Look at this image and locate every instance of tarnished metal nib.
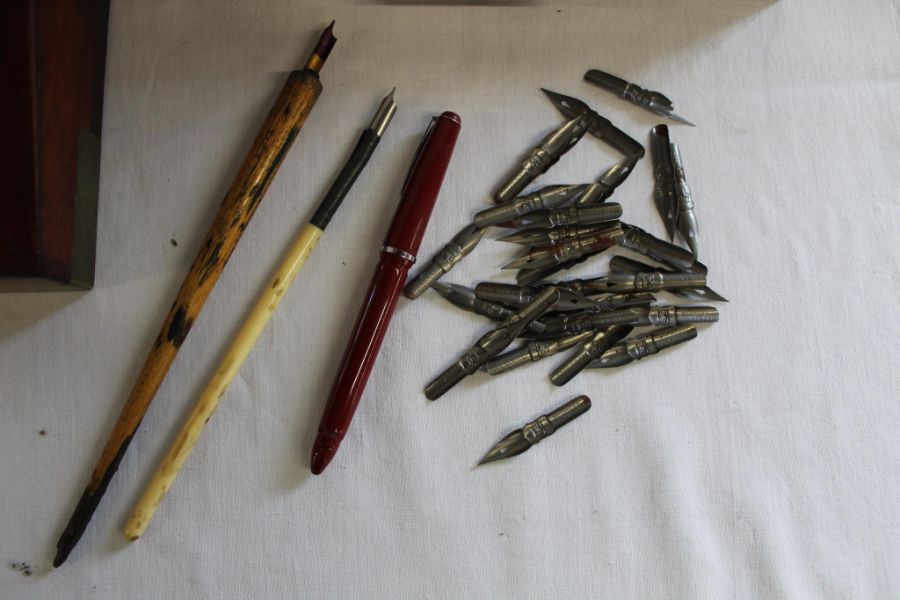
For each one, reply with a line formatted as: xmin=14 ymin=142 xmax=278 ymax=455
xmin=473 ymin=185 xmax=587 ymax=229
xmin=474 ymin=282 xmax=603 ymax=312
xmin=507 ymin=202 xmax=622 ymax=230
xmin=561 ymin=271 xmax=708 ymax=294
xmin=477 ymin=395 xmax=592 ymax=466
xmin=431 ymin=282 xmax=546 ymax=333
xmin=584 ymin=69 xmax=695 ymax=127
xmin=527 ymin=303 xmax=714 ymax=339
xmin=425 ymin=287 xmax=560 ymax=400
xmin=404 ymin=224 xmax=485 ymax=299
xmin=608 ymin=255 xmax=727 ymax=302
xmin=497 ymin=224 xmax=605 ymax=247
xmin=589 ymin=325 xmax=698 ymax=368
xmin=618 ymin=223 xmax=696 ymax=270
xmin=550 ymin=325 xmax=634 ymax=386
xmin=670 ymin=142 xmax=699 ymax=258
xmin=482 ymin=332 xmax=592 ymax=376
xmin=650 ymin=124 xmax=677 ymax=240
xmin=527 ymin=305 xmax=652 ymax=340
xmin=503 ymin=225 xmax=623 ymax=271
xmin=493 ymin=116 xmax=589 ymax=204
xmin=575 ymin=156 xmax=639 ymax=205
xmin=541 ymin=88 xmax=645 ymax=158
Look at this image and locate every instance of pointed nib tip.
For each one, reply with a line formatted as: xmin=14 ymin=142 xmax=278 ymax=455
xmin=310 ymin=21 xmax=337 ymax=66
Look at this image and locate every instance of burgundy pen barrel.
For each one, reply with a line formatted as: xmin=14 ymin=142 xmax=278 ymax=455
xmin=310 ymin=112 xmax=461 ymax=475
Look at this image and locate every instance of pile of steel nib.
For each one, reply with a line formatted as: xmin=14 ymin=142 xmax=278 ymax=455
xmin=404 ymin=71 xmax=726 ymax=464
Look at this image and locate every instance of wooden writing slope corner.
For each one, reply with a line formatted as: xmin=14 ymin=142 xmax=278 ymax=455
xmin=0 ymin=1 xmax=110 ymax=291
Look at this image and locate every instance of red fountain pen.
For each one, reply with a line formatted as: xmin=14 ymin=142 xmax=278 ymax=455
xmin=310 ymin=111 xmax=461 ymax=474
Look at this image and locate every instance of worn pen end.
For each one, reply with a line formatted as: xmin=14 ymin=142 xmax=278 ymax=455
xmin=305 ymin=21 xmax=337 ymax=73
xmin=310 ymin=433 xmax=339 ymax=475
xmin=52 ymin=547 xmax=68 ymax=569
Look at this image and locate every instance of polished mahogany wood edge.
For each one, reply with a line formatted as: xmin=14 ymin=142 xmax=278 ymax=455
xmin=0 ymin=0 xmax=110 ymax=291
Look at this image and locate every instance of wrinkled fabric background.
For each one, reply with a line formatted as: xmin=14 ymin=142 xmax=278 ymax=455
xmin=2 ymin=1 xmax=898 ymax=597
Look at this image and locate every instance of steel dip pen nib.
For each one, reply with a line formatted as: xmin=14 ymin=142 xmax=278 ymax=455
xmin=478 ymin=395 xmax=592 ymax=466
xmin=424 ymin=287 xmax=560 ymax=400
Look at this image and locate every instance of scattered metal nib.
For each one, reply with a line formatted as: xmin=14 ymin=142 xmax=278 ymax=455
xmin=551 ymin=291 xmax=656 ymax=313
xmin=506 ymin=202 xmax=622 ymax=230
xmin=651 ymin=124 xmax=678 ymax=240
xmin=431 ymin=283 xmax=546 ymax=334
xmin=555 ymin=271 xmax=707 ymax=295
xmin=609 ymin=255 xmax=727 ymax=302
xmin=482 ymin=332 xmax=592 ymax=376
xmin=493 ymin=116 xmax=589 ymax=204
xmin=473 ymin=184 xmax=587 ymax=229
xmin=497 ymin=224 xmax=606 ymax=247
xmin=474 ymin=282 xmax=603 ymax=312
xmin=424 ymin=287 xmax=560 ymax=400
xmin=503 ymin=225 xmax=623 ymax=271
xmin=575 ymin=156 xmax=639 ymax=205
xmin=478 ymin=395 xmax=591 ymax=466
xmin=526 ymin=305 xmax=650 ymax=339
xmin=584 ymin=69 xmax=695 ymax=127
xmin=618 ymin=223 xmax=696 ymax=270
xmin=404 ymin=224 xmax=485 ymax=299
xmin=550 ymin=325 xmax=634 ymax=386
xmin=515 ymin=254 xmax=591 ymax=286
xmin=589 ymin=325 xmax=698 ymax=368
xmin=530 ymin=304 xmax=716 ymax=339
xmin=541 ymin=88 xmax=645 ymax=158
xmin=670 ymin=142 xmax=699 ymax=258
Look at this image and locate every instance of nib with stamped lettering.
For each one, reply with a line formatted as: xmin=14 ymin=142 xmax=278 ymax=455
xmin=474 ymin=185 xmax=587 ymax=229
xmin=588 ymin=325 xmax=698 ymax=368
xmin=431 ymin=283 xmax=546 ymax=334
xmin=651 ymin=124 xmax=677 ymax=240
xmin=404 ymin=224 xmax=485 ymax=299
xmin=584 ymin=69 xmax=695 ymax=126
xmin=506 ymin=203 xmax=622 ymax=230
xmin=493 ymin=116 xmax=589 ymax=204
xmin=482 ymin=332 xmax=592 ymax=376
xmin=477 ymin=395 xmax=591 ymax=466
xmin=557 ymin=271 xmax=707 ymax=294
xmin=525 ymin=305 xmax=650 ymax=339
xmin=670 ymin=142 xmax=699 ymax=258
xmin=550 ymin=324 xmax=634 ymax=386
xmin=424 ymin=287 xmax=560 ymax=400
xmin=503 ymin=225 xmax=623 ymax=271
xmin=497 ymin=224 xmax=605 ymax=247
xmin=618 ymin=223 xmax=696 ymax=270
xmin=608 ymin=255 xmax=727 ymax=303
xmin=474 ymin=282 xmax=606 ymax=313
xmin=541 ymin=88 xmax=645 ymax=158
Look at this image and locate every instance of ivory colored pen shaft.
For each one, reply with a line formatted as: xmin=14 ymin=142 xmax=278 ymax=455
xmin=124 ymin=90 xmax=397 ymax=540
xmin=124 ymin=224 xmax=321 ymax=540
xmin=53 ymin=23 xmax=337 ymax=568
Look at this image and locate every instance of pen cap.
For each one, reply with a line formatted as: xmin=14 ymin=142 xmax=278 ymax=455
xmin=384 ymin=112 xmax=461 ymax=257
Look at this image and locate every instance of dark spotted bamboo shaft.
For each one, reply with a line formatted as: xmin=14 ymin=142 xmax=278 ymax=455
xmin=54 ymin=25 xmax=335 ymax=567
